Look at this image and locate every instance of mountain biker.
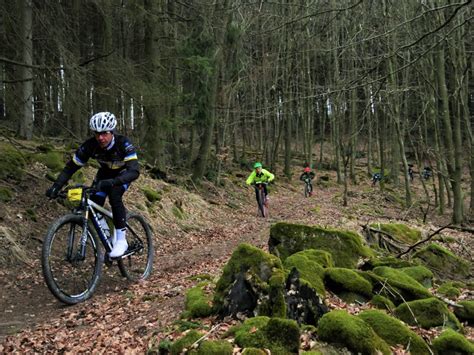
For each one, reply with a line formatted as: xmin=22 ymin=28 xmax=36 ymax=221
xmin=299 ymin=166 xmax=315 ymax=196
xmin=45 ymin=112 xmax=140 ymax=258
xmin=246 ymin=162 xmax=275 ymax=205
xmin=372 ymin=172 xmax=382 ymax=186
xmin=408 ymin=164 xmax=414 ymax=181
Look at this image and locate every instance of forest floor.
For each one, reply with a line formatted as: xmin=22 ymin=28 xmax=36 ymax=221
xmin=0 ymin=162 xmax=473 ymax=352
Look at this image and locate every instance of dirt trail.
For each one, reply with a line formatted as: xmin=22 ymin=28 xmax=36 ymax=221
xmin=1 ymin=176 xmax=472 ymax=352
xmin=0 ymin=180 xmax=317 ymax=351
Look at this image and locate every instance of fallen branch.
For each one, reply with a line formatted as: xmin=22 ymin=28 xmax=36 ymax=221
xmin=396 ymin=223 xmax=452 ymax=258
xmin=187 ymin=323 xmax=221 ymax=351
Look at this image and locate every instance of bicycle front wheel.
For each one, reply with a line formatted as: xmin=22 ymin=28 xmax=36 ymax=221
xmin=118 ymin=213 xmax=154 ymax=281
xmin=41 ymin=214 xmax=103 ymax=304
xmin=258 ymin=188 xmax=268 ymax=217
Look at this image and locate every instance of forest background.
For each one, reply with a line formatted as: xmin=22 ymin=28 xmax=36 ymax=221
xmin=0 ymin=0 xmax=472 ymax=224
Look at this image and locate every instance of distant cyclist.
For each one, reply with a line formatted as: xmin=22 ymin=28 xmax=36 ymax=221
xmin=372 ymin=172 xmax=382 ymax=186
xmin=408 ymin=164 xmax=414 ymax=181
xmin=421 ymin=167 xmax=432 ymax=180
xmin=299 ymin=166 xmax=315 ymax=196
xmin=246 ymin=162 xmax=275 ymax=205
xmin=45 ymin=112 xmax=139 ymax=258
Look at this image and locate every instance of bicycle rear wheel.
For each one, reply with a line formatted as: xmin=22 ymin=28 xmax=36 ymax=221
xmin=41 ymin=214 xmax=103 ymax=304
xmin=118 ymin=213 xmax=154 ymax=281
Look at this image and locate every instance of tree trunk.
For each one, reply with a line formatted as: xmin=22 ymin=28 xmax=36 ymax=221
xmin=193 ymin=0 xmax=230 ymax=181
xmin=18 ymin=0 xmax=33 ymax=139
xmin=436 ymin=46 xmax=463 ymax=223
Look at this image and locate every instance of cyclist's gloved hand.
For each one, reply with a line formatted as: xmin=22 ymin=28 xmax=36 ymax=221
xmin=96 ymin=179 xmax=115 ymax=192
xmin=46 ymin=183 xmax=61 ymax=199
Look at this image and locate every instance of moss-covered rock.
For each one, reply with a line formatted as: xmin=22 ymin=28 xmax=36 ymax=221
xmin=232 ymin=316 xmax=270 ymax=349
xmin=283 ymin=251 xmax=326 ymax=296
xmin=358 ymin=309 xmax=431 ymax=354
xmin=413 ymin=243 xmax=470 ymax=280
xmin=300 ymin=249 xmax=334 ymax=268
xmin=399 ymin=266 xmax=434 ymax=288
xmin=214 ymin=243 xmax=286 ymax=318
xmin=0 ymin=142 xmax=26 ymax=181
xmin=431 ymin=329 xmax=474 ymax=354
xmin=372 ymin=266 xmax=432 ymax=303
xmin=192 ymin=340 xmax=233 ymax=355
xmin=317 ymin=310 xmax=391 ymax=354
xmin=184 ymin=282 xmax=213 ymax=318
xmin=0 ymin=186 xmax=14 ymax=202
xmin=370 ymin=295 xmax=395 ymax=312
xmin=437 ymin=282 xmax=461 ymax=300
xmin=233 ymin=317 xmax=300 ymax=354
xmin=263 ymin=318 xmax=300 ymax=354
xmin=269 ymin=222 xmax=373 ymax=268
xmin=169 ymin=330 xmax=204 ymax=354
xmin=394 ymin=297 xmax=462 ymax=330
xmin=369 ymin=223 xmax=422 ymax=244
xmin=285 ymin=268 xmax=329 ymax=326
xmin=454 ymin=300 xmax=474 ymax=325
xmin=324 ymin=268 xmax=373 ymax=303
xmin=360 ymin=256 xmax=415 ymax=271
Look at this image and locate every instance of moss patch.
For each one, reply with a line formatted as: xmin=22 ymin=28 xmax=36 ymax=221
xmin=394 ymin=297 xmax=462 ymax=330
xmin=0 ymin=186 xmax=13 ymax=202
xmin=231 ymin=316 xmax=270 ymax=349
xmin=324 ymin=268 xmax=373 ymax=302
xmin=437 ymin=282 xmax=461 ymax=300
xmin=369 ymin=223 xmax=421 ymax=244
xmin=193 ymin=340 xmax=233 ymax=354
xmin=269 ymin=222 xmax=373 ymax=268
xmin=142 ymin=186 xmax=161 ymax=202
xmin=431 ymin=329 xmax=474 ymax=354
xmin=361 ymin=256 xmax=414 ymax=270
xmin=454 ymin=300 xmax=474 ymax=324
xmin=413 ymin=243 xmax=470 ymax=280
xmin=184 ymin=282 xmax=213 ymax=318
xmin=169 ymin=330 xmax=204 ymax=354
xmin=370 ymin=295 xmax=395 ymax=312
xmin=358 ymin=309 xmax=430 ymax=355
xmin=0 ymin=142 xmax=26 ymax=181
xmin=317 ymin=310 xmax=391 ymax=354
xmin=372 ymin=266 xmax=432 ymax=303
xmin=34 ymin=151 xmax=64 ymax=173
xmin=399 ymin=266 xmax=434 ymax=288
xmin=241 ymin=348 xmax=267 ymax=355
xmin=233 ymin=317 xmax=300 ymax=354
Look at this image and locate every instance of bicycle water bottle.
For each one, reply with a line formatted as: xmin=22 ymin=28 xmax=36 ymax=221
xmin=97 ymin=213 xmax=111 ymax=239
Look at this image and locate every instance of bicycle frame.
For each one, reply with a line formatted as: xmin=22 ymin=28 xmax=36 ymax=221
xmin=68 ymin=188 xmax=115 ymax=261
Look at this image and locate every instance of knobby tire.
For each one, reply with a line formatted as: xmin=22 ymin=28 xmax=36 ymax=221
xmin=118 ymin=212 xmax=154 ymax=281
xmin=41 ymin=214 xmax=103 ymax=305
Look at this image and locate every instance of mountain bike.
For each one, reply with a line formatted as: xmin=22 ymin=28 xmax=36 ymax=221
xmin=42 ymin=185 xmax=154 ymax=304
xmin=303 ymin=178 xmax=313 ymax=197
xmin=254 ymin=182 xmax=268 ymax=218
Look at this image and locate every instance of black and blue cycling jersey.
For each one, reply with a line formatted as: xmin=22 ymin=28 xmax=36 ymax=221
xmin=56 ymin=134 xmax=139 ymax=187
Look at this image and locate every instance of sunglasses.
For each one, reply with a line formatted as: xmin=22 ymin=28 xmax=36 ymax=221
xmin=94 ymin=131 xmax=112 ymax=136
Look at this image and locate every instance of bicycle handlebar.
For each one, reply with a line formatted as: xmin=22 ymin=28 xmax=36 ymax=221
xmin=56 ymin=184 xmax=98 ymax=200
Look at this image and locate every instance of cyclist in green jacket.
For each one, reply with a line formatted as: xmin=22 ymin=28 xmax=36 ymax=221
xmin=246 ymin=162 xmax=275 ymax=205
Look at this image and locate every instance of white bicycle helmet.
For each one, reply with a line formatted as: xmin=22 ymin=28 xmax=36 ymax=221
xmin=89 ymin=112 xmax=117 ymax=132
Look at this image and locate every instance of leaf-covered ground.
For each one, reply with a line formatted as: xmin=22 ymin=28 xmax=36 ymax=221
xmin=1 ymin=164 xmax=473 ymax=352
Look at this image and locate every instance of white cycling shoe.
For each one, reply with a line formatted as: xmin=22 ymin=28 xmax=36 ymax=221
xmin=110 ymin=239 xmax=128 ymax=258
